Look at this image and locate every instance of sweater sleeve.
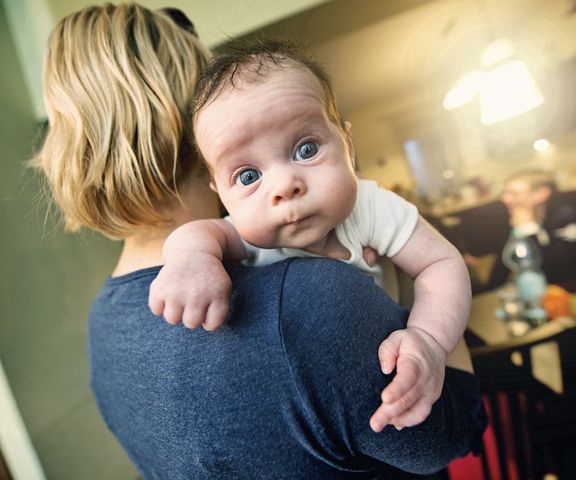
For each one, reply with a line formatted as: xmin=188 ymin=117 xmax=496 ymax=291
xmin=278 ymin=258 xmax=486 ymax=475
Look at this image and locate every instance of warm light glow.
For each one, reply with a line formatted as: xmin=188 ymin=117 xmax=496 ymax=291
xmin=443 ymin=38 xmax=544 ymax=125
xmin=442 ymin=169 xmax=455 ymax=180
xmin=479 ymin=60 xmax=544 ymax=125
xmin=533 ymin=138 xmax=551 ymax=152
xmin=481 ymin=38 xmax=516 ymax=67
xmin=442 ymin=71 xmax=485 ymax=110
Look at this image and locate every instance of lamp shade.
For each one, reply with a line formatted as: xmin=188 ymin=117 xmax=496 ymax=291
xmin=479 ymin=60 xmax=544 ymax=125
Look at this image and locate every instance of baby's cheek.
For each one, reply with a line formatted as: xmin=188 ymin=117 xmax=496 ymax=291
xmin=227 ymin=209 xmax=250 ymax=234
xmin=235 ymin=218 xmax=276 ymax=249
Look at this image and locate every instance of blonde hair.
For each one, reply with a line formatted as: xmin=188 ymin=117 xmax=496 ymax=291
xmin=31 ymin=3 xmax=210 ymax=239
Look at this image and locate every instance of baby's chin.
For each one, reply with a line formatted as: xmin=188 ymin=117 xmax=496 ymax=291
xmin=242 ymin=236 xmax=321 ymax=251
xmin=239 ymin=226 xmax=331 ymax=251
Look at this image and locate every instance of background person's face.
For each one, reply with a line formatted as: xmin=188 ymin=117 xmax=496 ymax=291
xmin=501 ymin=179 xmax=543 ymax=212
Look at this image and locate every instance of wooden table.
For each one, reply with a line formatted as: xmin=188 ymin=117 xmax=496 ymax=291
xmin=468 ymin=290 xmax=509 ymax=345
xmin=468 ymin=289 xmax=576 ymax=393
xmin=468 ymin=290 xmax=576 ymax=346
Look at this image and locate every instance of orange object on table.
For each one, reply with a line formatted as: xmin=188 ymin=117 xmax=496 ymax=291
xmin=541 ymin=285 xmax=572 ymax=320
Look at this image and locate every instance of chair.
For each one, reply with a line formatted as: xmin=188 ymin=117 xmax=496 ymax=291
xmin=468 ymin=320 xmax=576 ymax=480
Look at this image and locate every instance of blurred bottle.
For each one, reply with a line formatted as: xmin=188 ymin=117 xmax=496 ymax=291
xmin=501 ymin=229 xmax=548 ymax=325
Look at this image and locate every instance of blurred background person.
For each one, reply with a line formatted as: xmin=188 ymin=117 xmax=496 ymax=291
xmin=486 ymin=169 xmax=576 ymax=292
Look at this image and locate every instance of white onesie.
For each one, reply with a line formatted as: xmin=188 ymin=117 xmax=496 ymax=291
xmin=237 ymin=179 xmax=419 ymax=291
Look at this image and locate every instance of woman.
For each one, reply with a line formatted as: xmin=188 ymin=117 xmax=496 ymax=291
xmin=34 ymin=3 xmax=219 ymax=267
xmin=33 ymin=4 xmax=485 ymax=478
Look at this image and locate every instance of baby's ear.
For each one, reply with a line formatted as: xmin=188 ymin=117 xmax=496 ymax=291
xmin=343 ymin=121 xmax=356 ymax=168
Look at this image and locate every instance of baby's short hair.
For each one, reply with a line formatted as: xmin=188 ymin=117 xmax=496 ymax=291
xmin=193 ymin=37 xmax=344 ymax=131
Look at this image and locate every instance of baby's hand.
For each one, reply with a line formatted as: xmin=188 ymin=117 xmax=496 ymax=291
xmin=362 ymin=246 xmax=378 ymax=266
xmin=370 ymin=327 xmax=446 ymax=432
xmin=148 ymin=254 xmax=231 ymax=331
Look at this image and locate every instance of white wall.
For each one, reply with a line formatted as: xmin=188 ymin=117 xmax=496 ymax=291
xmin=0 ymin=361 xmax=46 ymax=480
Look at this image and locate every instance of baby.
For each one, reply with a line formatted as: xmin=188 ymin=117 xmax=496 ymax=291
xmin=149 ymin=39 xmax=471 ymax=432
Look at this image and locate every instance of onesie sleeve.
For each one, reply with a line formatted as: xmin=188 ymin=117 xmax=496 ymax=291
xmin=353 ymin=179 xmax=419 ymax=257
xmin=278 ymin=258 xmax=486 ymax=475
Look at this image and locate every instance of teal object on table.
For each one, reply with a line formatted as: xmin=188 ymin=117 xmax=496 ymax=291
xmin=501 ymin=229 xmax=548 ymax=326
xmin=502 ymin=229 xmax=547 ymax=301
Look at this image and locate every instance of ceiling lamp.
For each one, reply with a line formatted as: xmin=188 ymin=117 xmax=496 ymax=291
xmin=443 ymin=39 xmax=544 ymax=125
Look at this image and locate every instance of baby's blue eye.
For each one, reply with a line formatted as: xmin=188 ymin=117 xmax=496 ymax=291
xmin=294 ymin=141 xmax=319 ymax=161
xmin=236 ymin=168 xmax=261 ymax=186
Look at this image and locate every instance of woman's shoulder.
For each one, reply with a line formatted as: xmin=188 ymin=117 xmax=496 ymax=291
xmin=277 ymin=257 xmax=408 ymax=346
xmin=89 ymin=266 xmax=161 ymax=324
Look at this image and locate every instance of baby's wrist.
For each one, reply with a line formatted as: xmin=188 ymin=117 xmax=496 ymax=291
xmin=405 ymin=326 xmax=450 ymax=359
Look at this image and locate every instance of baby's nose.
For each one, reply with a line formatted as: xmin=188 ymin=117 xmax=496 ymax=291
xmin=271 ymin=175 xmax=307 ymax=205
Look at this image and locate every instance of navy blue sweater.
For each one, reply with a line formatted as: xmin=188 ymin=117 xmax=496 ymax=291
xmin=89 ymin=258 xmax=484 ymax=479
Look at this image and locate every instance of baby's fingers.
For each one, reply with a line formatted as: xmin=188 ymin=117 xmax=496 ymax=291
xmin=375 ymin=384 xmax=419 ymax=427
xmin=181 ymin=303 xmax=208 ymax=329
xmin=202 ymin=300 xmax=229 ymax=331
xmin=163 ymin=303 xmax=186 ymax=326
xmin=369 ymin=395 xmax=419 ymax=432
xmin=370 ymin=402 xmax=393 ymax=433
xmin=380 ymin=355 xmax=420 ymax=404
xmin=378 ymin=336 xmax=401 ymax=375
xmin=148 ymin=278 xmax=167 ymax=316
xmin=369 ymin=396 xmax=432 ymax=432
xmin=370 ymin=382 xmax=424 ymax=432
xmin=148 ymin=295 xmax=165 ymax=317
xmin=388 ymin=398 xmax=433 ymax=429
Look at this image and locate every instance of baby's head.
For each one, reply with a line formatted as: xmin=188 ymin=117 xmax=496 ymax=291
xmin=193 ymin=38 xmax=345 ymax=135
xmin=192 ymin=38 xmax=358 ymax=250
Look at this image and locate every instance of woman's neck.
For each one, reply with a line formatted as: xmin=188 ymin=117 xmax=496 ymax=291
xmin=112 ymin=179 xmax=221 ymax=277
xmin=112 ymin=228 xmax=171 ymax=277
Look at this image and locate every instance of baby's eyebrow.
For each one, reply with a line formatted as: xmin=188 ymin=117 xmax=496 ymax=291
xmin=210 ymin=126 xmax=255 ymax=163
xmin=210 ymin=152 xmax=245 ymax=179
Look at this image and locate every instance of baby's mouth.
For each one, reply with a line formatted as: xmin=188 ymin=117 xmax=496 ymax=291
xmin=287 ymin=215 xmax=310 ymax=226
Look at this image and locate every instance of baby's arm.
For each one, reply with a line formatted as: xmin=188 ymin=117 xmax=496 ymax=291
xmin=148 ymin=219 xmax=247 ymax=330
xmin=370 ymin=216 xmax=471 ymax=432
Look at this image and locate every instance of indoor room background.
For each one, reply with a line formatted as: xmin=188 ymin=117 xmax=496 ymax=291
xmin=1 ymin=0 xmax=575 ymax=478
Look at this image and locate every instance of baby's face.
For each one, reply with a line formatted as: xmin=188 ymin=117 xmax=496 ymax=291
xmin=194 ymin=66 xmax=357 ymax=250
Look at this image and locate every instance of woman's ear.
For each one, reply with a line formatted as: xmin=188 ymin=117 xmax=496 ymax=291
xmin=343 ymin=121 xmax=356 ymax=169
xmin=209 ymin=180 xmax=218 ymax=193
